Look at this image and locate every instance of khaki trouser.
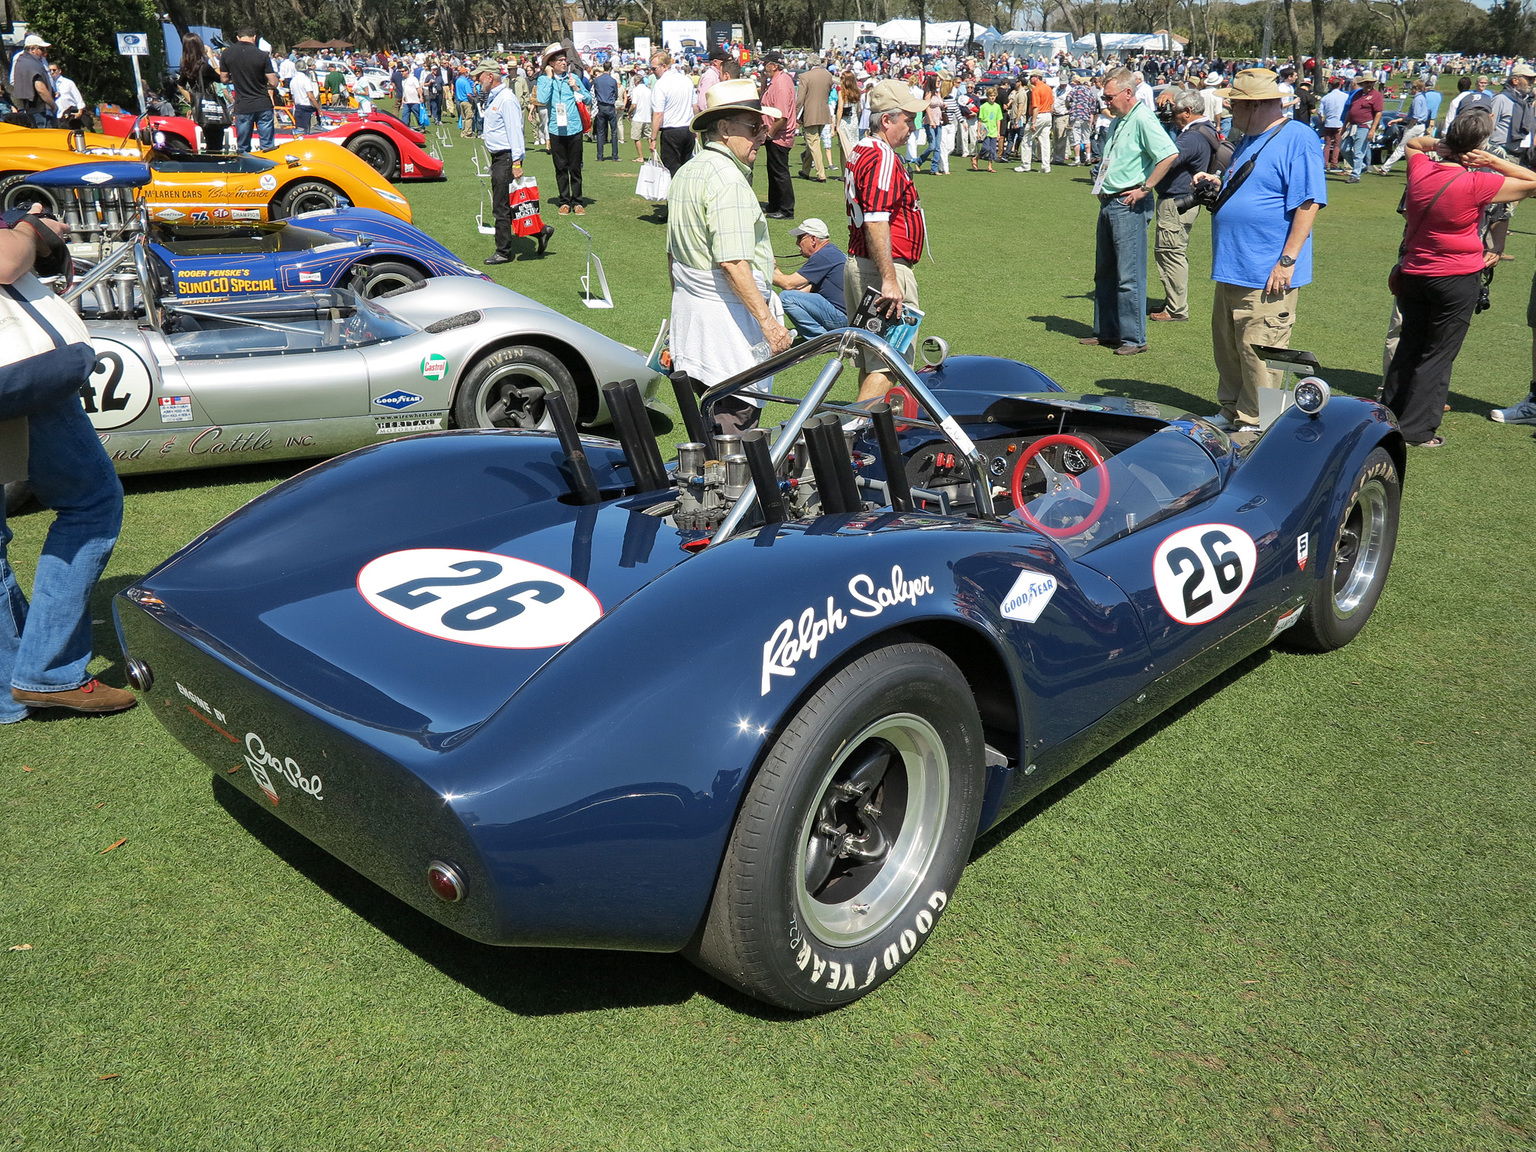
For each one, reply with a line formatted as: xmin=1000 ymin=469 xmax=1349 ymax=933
xmin=843 ymin=255 xmax=920 ymax=374
xmin=1020 ymin=112 xmax=1052 ymax=170
xmin=1153 ymin=198 xmax=1200 ymax=320
xmin=1212 ymin=281 xmax=1299 ymax=427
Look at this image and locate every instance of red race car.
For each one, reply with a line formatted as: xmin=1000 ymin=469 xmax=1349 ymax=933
xmin=97 ymin=106 xmax=444 ymax=182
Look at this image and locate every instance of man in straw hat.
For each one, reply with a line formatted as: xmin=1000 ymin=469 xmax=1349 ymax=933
xmin=535 ymin=41 xmax=591 ymax=215
xmin=1192 ymin=67 xmax=1325 ymax=432
xmin=665 ymin=78 xmax=792 ymax=434
xmin=1341 ymin=70 xmax=1383 ymax=182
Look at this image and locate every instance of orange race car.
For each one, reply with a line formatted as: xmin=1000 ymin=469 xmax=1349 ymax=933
xmin=0 ymin=122 xmax=413 ymax=223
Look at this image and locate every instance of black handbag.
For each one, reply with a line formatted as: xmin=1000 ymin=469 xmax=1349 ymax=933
xmin=0 ymin=283 xmax=98 ymax=423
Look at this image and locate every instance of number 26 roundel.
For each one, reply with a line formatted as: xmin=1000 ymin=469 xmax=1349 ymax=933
xmin=357 ymin=548 xmax=603 ymax=649
xmin=1152 ymin=524 xmax=1257 ymax=625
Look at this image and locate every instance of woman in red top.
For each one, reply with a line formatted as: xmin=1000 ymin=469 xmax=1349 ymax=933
xmin=1383 ymin=109 xmax=1536 ymax=446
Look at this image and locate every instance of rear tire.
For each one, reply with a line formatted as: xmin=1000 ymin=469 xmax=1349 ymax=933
xmin=349 ymin=260 xmax=425 ymax=297
xmin=1286 ymin=445 xmax=1400 ymax=652
xmin=451 ymin=345 xmax=579 ymax=431
xmin=346 ymin=132 xmax=399 ymax=180
xmin=0 ymin=174 xmax=62 ymax=215
xmin=690 ymin=638 xmax=986 ymax=1011
xmin=272 ymin=179 xmax=342 ymax=218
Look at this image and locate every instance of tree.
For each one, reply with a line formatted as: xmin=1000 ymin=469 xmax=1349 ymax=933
xmin=16 ymin=0 xmax=162 ymax=106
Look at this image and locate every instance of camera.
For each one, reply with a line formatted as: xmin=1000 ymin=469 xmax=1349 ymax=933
xmin=1174 ymin=179 xmax=1222 ymax=213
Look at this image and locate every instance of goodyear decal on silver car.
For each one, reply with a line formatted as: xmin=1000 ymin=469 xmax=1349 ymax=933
xmin=373 ymin=389 xmax=424 ymax=410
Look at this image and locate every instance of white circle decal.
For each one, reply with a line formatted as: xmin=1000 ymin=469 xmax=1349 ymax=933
xmin=82 ymin=338 xmax=154 ymax=430
xmin=1153 ymin=523 xmax=1257 ymax=625
xmin=357 ymin=548 xmax=603 ymax=649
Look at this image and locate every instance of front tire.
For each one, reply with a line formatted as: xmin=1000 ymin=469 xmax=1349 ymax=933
xmin=1287 ymin=445 xmax=1400 ymax=652
xmin=346 ymin=131 xmax=400 ymax=180
xmin=272 ymin=179 xmax=342 ymax=218
xmin=451 ymin=345 xmax=579 ymax=431
xmin=691 ymin=638 xmax=986 ymax=1011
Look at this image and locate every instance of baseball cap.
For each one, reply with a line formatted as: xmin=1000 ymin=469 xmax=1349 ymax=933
xmin=23 ymin=33 xmax=49 ymax=48
xmin=867 ymin=78 xmax=927 ymax=115
xmin=790 ymin=217 xmax=830 ymax=239
xmin=1512 ymin=63 xmax=1536 ymax=78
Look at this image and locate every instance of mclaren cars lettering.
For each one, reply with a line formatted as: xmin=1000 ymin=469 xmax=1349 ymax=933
xmin=762 ymin=567 xmax=935 ymax=695
xmin=1000 ymin=569 xmax=1058 ymax=623
xmin=1153 ymin=524 xmax=1257 ymax=625
xmin=81 ymin=340 xmax=154 ymax=431
xmin=244 ymin=731 xmax=324 ymax=804
xmin=357 ymin=548 xmax=604 ymax=649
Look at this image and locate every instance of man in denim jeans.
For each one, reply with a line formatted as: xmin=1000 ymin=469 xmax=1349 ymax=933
xmin=1080 ymin=68 xmax=1178 ymax=357
xmin=0 ymin=214 xmax=133 ymax=722
xmin=221 ymin=27 xmax=278 ymax=152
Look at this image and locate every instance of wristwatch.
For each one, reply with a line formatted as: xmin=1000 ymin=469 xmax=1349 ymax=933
xmin=1277 ymin=254 xmax=1296 ymax=267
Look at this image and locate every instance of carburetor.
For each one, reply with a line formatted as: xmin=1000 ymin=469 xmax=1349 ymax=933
xmin=671 ymin=439 xmax=753 ymax=531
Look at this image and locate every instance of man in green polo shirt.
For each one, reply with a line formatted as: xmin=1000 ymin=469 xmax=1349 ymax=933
xmin=666 ymin=77 xmax=792 ymax=433
xmin=1082 ymin=67 xmax=1178 ymax=356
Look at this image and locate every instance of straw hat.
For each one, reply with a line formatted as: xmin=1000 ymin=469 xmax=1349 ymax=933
xmin=1217 ymin=68 xmax=1286 ymax=101
xmin=691 ymin=77 xmax=780 ymax=131
xmin=540 ymin=42 xmax=567 ymax=68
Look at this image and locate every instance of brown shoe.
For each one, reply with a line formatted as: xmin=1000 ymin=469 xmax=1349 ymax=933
xmin=1078 ymin=336 xmax=1118 ymax=346
xmin=1148 ymin=311 xmax=1188 ymax=322
xmin=13 ymin=679 xmax=137 ymax=715
xmin=1113 ymin=343 xmax=1148 ymax=355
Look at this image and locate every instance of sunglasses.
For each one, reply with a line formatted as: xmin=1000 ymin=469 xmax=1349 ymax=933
xmin=725 ymin=120 xmax=770 ymax=139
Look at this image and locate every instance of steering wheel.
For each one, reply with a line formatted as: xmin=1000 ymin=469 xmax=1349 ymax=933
xmin=1009 ymin=433 xmax=1111 ymax=538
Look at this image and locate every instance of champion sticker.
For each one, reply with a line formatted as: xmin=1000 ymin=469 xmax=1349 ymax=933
xmin=357 ymin=548 xmax=603 ymax=649
xmin=259 ymin=173 xmax=277 ymax=191
xmin=1153 ymin=523 xmax=1257 ymax=625
xmin=420 ymin=354 xmax=448 ymax=381
xmin=373 ymin=389 xmax=423 ymax=410
xmin=297 ymin=270 xmax=322 ymax=283
xmin=232 ymin=208 xmax=261 ymax=220
xmin=1000 ymin=569 xmax=1057 ymax=623
xmin=1296 ymin=533 xmax=1309 ymax=570
xmin=157 ymin=395 xmax=193 ymax=423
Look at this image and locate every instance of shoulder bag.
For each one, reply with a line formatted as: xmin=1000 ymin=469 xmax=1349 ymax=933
xmin=0 ymin=281 xmax=97 ymax=423
xmin=1388 ymin=168 xmax=1467 ymax=296
xmin=1210 ymin=119 xmax=1295 ymax=213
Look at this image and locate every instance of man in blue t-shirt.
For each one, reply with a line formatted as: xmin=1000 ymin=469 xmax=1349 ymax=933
xmin=1195 ymin=68 xmax=1326 ymax=432
xmin=772 ymin=218 xmax=849 ymax=340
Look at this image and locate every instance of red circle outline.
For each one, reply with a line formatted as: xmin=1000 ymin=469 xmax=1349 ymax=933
xmin=1010 ymin=434 xmax=1111 ymax=538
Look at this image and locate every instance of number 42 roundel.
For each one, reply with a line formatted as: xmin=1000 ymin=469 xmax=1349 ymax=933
xmin=1153 ymin=524 xmax=1257 ymax=625
xmin=357 ymin=548 xmax=603 ymax=649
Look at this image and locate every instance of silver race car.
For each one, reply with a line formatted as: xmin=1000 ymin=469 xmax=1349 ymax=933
xmin=67 ymin=238 xmax=664 ymax=478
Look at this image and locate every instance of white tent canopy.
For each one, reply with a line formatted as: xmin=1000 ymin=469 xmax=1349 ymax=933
xmin=996 ymin=30 xmax=1073 ymax=55
xmin=873 ymin=19 xmax=987 ymax=48
xmin=1069 ymin=31 xmax=1184 ymax=55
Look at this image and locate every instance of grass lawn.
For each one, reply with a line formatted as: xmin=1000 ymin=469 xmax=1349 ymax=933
xmin=3 ymin=123 xmax=1534 ymax=1151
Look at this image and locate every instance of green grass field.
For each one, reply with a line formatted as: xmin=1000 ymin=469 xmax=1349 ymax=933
xmin=3 ymin=126 xmax=1534 ymax=1151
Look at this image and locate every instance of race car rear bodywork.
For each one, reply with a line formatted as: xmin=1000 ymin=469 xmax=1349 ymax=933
xmin=117 ymin=333 xmax=1404 ymax=1010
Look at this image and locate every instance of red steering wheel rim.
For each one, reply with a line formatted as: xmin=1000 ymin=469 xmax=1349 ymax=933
xmin=1009 ymin=433 xmax=1111 ymax=538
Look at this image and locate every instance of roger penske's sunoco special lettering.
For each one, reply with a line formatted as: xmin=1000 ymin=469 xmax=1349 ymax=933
xmin=761 ymin=566 xmax=935 ymax=695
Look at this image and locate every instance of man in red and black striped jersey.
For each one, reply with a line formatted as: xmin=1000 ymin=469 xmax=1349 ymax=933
xmin=844 ymin=78 xmax=930 ymax=401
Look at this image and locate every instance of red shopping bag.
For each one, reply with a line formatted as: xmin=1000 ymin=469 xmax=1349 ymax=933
xmin=510 ymin=177 xmax=544 ymax=237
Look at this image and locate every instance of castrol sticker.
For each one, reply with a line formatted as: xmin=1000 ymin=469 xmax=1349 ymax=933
xmin=1153 ymin=524 xmax=1257 ymax=625
xmin=357 ymin=548 xmax=602 ymax=649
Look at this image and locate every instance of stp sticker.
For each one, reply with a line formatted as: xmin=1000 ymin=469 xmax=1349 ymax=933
xmin=420 ymin=354 xmax=449 ymax=381
xmin=1000 ymin=568 xmax=1058 ymax=623
xmin=357 ymin=549 xmax=603 ymax=649
xmin=259 ymin=173 xmax=277 ymax=191
xmin=373 ymin=389 xmax=423 ymax=410
xmin=1153 ymin=524 xmax=1257 ymax=625
xmin=157 ymin=395 xmax=193 ymax=423
xmin=1296 ymin=533 xmax=1309 ymax=570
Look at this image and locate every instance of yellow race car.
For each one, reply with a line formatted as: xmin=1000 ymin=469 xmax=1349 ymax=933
xmin=0 ymin=123 xmax=413 ymax=223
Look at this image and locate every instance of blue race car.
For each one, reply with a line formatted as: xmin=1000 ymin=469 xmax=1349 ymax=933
xmin=114 ymin=332 xmax=1403 ymax=1012
xmin=26 ymin=160 xmax=483 ymax=298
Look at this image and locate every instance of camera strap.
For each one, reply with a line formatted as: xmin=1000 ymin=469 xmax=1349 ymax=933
xmin=1213 ymin=119 xmax=1294 ymax=212
xmin=1398 ymin=169 xmax=1467 ymax=260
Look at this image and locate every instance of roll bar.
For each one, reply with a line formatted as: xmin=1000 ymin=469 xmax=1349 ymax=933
xmin=702 ymin=328 xmax=995 ymax=547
